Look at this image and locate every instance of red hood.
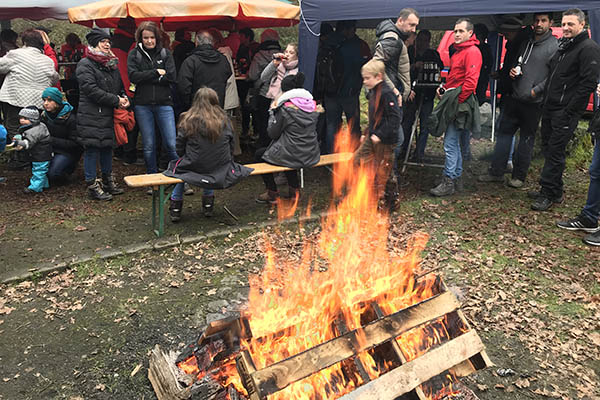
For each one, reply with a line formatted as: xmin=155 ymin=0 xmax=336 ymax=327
xmin=454 ymin=35 xmax=479 ymax=50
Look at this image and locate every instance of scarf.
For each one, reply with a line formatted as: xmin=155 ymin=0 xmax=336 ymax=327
xmin=266 ymin=59 xmax=299 ymax=99
xmin=87 ymin=46 xmax=119 ymax=70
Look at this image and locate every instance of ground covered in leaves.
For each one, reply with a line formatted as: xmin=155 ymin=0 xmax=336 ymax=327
xmin=1 ymin=137 xmax=599 ymax=399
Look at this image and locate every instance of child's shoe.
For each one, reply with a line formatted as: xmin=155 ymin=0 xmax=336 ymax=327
xmin=87 ymin=180 xmax=112 ymax=201
xmin=202 ymin=195 xmax=215 ymax=217
xmin=101 ymin=174 xmax=124 ymax=195
xmin=169 ymin=199 xmax=183 ymax=222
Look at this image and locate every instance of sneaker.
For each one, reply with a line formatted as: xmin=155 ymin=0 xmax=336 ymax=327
xmin=556 ymin=215 xmax=599 ymax=233
xmin=256 ymin=190 xmax=279 ymax=204
xmin=87 ymin=180 xmax=112 ymax=201
xmin=507 ymin=178 xmax=524 ymax=188
xmin=101 ymin=174 xmax=124 ymax=195
xmin=169 ymin=199 xmax=183 ymax=222
xmin=531 ymin=196 xmax=553 ymax=211
xmin=430 ymin=176 xmax=455 ymax=197
xmin=184 ymin=183 xmax=195 ymax=196
xmin=477 ymin=173 xmax=504 ymax=183
xmin=583 ymin=230 xmax=600 ymax=246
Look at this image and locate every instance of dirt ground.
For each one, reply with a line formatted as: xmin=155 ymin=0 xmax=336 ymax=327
xmin=1 ymin=138 xmax=599 ymax=399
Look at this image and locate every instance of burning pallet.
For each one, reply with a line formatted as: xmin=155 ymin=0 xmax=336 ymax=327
xmin=149 ymin=277 xmax=491 ymax=400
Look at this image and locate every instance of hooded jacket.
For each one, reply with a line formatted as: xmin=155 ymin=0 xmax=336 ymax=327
xmin=543 ymin=30 xmax=600 ymax=118
xmin=18 ymin=122 xmax=52 ymax=162
xmin=374 ymin=19 xmax=411 ymax=101
xmin=177 ymin=44 xmax=232 ymax=109
xmin=445 ymin=36 xmax=482 ymax=103
xmin=510 ymin=29 xmax=558 ymax=103
xmin=262 ymin=88 xmax=321 ymax=168
xmin=127 ymin=43 xmax=176 ymax=106
xmin=248 ymin=41 xmax=281 ymax=97
xmin=366 ymin=82 xmax=402 ymax=145
xmin=41 ymin=102 xmax=82 ymax=159
xmin=163 ymin=121 xmax=253 ymax=189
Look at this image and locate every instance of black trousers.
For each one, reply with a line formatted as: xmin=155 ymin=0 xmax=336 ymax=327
xmin=255 ymin=147 xmax=299 ymax=191
xmin=254 ymin=95 xmax=273 ymax=148
xmin=490 ymin=98 xmax=542 ymax=181
xmin=538 ymin=111 xmax=580 ymax=199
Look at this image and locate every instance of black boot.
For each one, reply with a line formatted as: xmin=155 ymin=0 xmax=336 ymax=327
xmin=87 ymin=180 xmax=112 ymax=201
xmin=202 ymin=195 xmax=215 ymax=217
xmin=169 ymin=199 xmax=183 ymax=222
xmin=101 ymin=174 xmax=124 ymax=195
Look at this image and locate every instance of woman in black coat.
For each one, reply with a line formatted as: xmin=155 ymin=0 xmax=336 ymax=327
xmin=127 ymin=21 xmax=178 ymax=174
xmin=76 ymin=28 xmax=128 ymax=200
xmin=163 ymin=88 xmax=252 ymax=221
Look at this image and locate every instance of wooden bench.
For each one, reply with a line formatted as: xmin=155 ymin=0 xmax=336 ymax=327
xmin=124 ymin=152 xmax=353 ymax=237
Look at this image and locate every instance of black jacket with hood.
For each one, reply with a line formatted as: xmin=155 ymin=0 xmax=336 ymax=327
xmin=262 ymin=88 xmax=321 ymax=169
xmin=41 ymin=103 xmax=82 ymax=159
xmin=543 ymin=30 xmax=600 ymax=119
xmin=374 ymin=19 xmax=411 ymax=101
xmin=127 ymin=43 xmax=176 ymax=106
xmin=177 ymin=44 xmax=232 ymax=110
xmin=163 ymin=121 xmax=252 ymax=189
xmin=367 ymin=81 xmax=402 ymax=145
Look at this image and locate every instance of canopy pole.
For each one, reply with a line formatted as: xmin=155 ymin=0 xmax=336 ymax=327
xmin=490 ymin=33 xmax=502 ymax=143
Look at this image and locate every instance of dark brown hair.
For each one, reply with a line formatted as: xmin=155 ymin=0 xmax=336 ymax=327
xmin=178 ymin=88 xmax=227 ymax=143
xmin=135 ymin=21 xmax=162 ymax=48
xmin=21 ymin=29 xmax=44 ymax=51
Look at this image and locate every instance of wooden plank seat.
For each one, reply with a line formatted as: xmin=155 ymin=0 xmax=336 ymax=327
xmin=124 ymin=152 xmax=353 ymax=237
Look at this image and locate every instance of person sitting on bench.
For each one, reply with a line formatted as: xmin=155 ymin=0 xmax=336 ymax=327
xmin=163 ymin=87 xmax=252 ymax=221
xmin=255 ymin=73 xmax=320 ymax=204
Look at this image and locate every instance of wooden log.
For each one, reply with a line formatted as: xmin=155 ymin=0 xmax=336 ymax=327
xmin=236 ymin=350 xmax=263 ymax=400
xmin=337 ymin=330 xmax=485 ymax=400
xmin=248 ymin=291 xmax=460 ymax=398
xmin=148 ymin=345 xmax=194 ymax=400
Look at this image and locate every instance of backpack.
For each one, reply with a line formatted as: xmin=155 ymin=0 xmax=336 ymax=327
xmin=314 ymin=43 xmax=344 ymax=99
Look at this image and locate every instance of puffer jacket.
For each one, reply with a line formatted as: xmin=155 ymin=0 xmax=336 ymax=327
xmin=262 ymin=88 xmax=321 ymax=169
xmin=41 ymin=102 xmax=82 ymax=159
xmin=0 ymin=47 xmax=59 ymax=108
xmin=127 ymin=43 xmax=176 ymax=106
xmin=163 ymin=121 xmax=252 ymax=189
xmin=177 ymin=44 xmax=232 ymax=109
xmin=374 ymin=19 xmax=411 ymax=101
xmin=543 ymin=30 xmax=600 ymax=119
xmin=76 ymin=56 xmax=125 ymax=149
xmin=248 ymin=40 xmax=281 ymax=97
xmin=18 ymin=122 xmax=52 ymax=162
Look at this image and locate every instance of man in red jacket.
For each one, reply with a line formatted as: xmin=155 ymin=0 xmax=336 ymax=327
xmin=430 ymin=18 xmax=482 ymax=197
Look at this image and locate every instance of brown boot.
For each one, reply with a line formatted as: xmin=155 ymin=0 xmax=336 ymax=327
xmin=256 ymin=190 xmax=279 ymax=204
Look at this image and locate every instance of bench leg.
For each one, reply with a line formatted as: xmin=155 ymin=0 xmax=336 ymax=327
xmin=300 ymin=168 xmax=304 ymax=189
xmin=152 ymin=186 xmax=167 ymax=237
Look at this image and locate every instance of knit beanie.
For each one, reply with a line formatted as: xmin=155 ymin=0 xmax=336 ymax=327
xmin=19 ymin=106 xmax=40 ymax=124
xmin=42 ymin=87 xmax=64 ymax=105
xmin=86 ymin=28 xmax=111 ymax=47
xmin=260 ymin=29 xmax=279 ymax=43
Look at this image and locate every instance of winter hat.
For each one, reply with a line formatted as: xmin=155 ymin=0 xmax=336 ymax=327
xmin=42 ymin=87 xmax=64 ymax=105
xmin=281 ymin=72 xmax=305 ymax=92
xmin=260 ymin=29 xmax=279 ymax=43
xmin=86 ymin=28 xmax=111 ymax=47
xmin=498 ymin=17 xmax=523 ymax=32
xmin=19 ymin=106 xmax=40 ymax=123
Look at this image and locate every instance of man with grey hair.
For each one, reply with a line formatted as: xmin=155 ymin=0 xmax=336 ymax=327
xmin=177 ymin=30 xmax=232 ymax=110
xmin=530 ymin=8 xmax=600 ymax=211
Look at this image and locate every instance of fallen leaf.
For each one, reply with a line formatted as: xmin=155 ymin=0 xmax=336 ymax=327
xmin=74 ymin=225 xmax=87 ymax=232
xmin=515 ymin=378 xmax=530 ymax=388
xmin=94 ymin=383 xmax=106 ymax=391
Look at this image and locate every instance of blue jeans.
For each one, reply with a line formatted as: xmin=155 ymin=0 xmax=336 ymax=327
xmin=460 ymin=129 xmax=471 ymax=161
xmin=582 ymin=138 xmax=600 ymax=222
xmin=29 ymin=161 xmax=49 ymax=192
xmin=83 ymin=147 xmax=112 ymax=182
xmin=48 ymin=153 xmax=78 ymax=181
xmin=171 ymin=184 xmax=213 ymax=201
xmin=134 ymin=105 xmax=178 ymax=173
xmin=443 ymin=122 xmax=465 ymax=179
xmin=323 ymin=95 xmax=361 ymax=154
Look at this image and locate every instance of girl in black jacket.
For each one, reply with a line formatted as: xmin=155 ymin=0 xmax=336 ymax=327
xmin=164 ymin=88 xmax=252 ymax=221
xmin=127 ymin=21 xmax=179 ymax=175
xmin=76 ymin=28 xmax=128 ymax=200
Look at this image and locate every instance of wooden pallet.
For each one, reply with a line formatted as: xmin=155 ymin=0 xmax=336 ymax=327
xmin=235 ymin=288 xmax=492 ymax=400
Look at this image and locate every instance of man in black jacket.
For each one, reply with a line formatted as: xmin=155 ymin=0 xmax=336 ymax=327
xmin=177 ymin=31 xmax=232 ymax=110
xmin=531 ymin=8 xmax=600 ymax=211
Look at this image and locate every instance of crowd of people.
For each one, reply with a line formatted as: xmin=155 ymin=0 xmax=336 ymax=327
xmin=0 ymin=7 xmax=599 ymax=246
